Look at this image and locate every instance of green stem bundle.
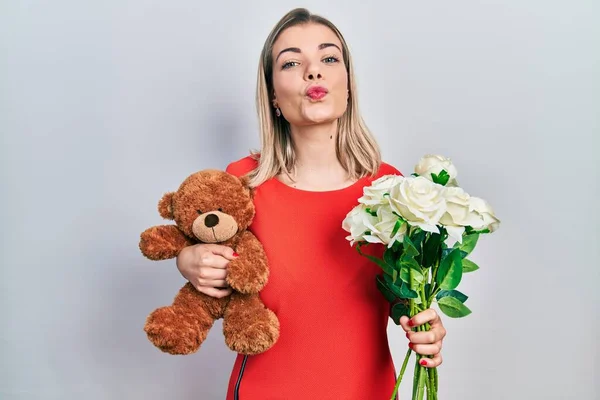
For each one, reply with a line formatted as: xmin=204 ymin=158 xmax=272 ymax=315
xmin=388 ymin=241 xmax=439 ymax=400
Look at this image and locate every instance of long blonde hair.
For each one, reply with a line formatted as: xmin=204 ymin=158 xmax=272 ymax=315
xmin=247 ymin=8 xmax=382 ymax=188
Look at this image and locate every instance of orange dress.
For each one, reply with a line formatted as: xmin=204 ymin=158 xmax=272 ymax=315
xmin=224 ymin=156 xmax=403 ymax=400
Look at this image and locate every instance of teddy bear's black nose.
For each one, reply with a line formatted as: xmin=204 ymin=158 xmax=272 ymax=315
xmin=204 ymin=213 xmax=219 ymax=228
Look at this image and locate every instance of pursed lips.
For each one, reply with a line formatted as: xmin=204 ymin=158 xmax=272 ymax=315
xmin=306 ymin=85 xmax=328 ymax=100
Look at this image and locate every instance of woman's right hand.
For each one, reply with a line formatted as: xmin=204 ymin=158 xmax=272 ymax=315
xmin=176 ymin=244 xmax=238 ymax=298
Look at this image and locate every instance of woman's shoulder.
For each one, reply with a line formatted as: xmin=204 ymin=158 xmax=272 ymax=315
xmin=225 ymin=154 xmax=259 ymax=178
xmin=377 ymin=161 xmax=403 ymax=177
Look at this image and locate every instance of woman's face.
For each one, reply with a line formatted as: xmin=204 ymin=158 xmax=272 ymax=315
xmin=271 ymin=23 xmax=349 ymax=127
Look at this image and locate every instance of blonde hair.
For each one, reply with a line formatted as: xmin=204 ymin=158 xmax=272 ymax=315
xmin=247 ymin=8 xmax=381 ymax=188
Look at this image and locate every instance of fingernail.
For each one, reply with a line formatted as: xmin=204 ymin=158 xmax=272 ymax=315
xmin=408 ymin=343 xmax=414 ymax=349
xmin=419 ymin=359 xmax=428 ymax=366
xmin=233 ymin=252 xmax=239 ymax=257
xmin=406 ymin=332 xmax=410 ymax=339
xmin=407 ymin=319 xmax=414 ymax=327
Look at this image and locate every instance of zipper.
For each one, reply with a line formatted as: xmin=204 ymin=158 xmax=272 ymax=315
xmin=233 ymin=354 xmax=249 ymax=400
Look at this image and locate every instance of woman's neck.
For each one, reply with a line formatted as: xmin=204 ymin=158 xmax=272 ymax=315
xmin=290 ymin=121 xmax=338 ymax=171
xmin=279 ymin=120 xmax=355 ymax=191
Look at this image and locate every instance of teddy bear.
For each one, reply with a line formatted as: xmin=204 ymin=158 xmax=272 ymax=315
xmin=139 ymin=169 xmax=280 ymax=356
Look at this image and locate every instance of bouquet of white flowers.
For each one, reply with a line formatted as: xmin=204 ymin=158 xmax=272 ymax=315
xmin=342 ymin=155 xmax=500 ymax=400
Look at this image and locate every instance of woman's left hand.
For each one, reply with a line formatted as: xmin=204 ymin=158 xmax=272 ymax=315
xmin=400 ymin=308 xmax=446 ymax=368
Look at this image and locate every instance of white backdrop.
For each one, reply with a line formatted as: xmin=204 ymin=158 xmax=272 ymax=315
xmin=1 ymin=1 xmax=598 ymax=399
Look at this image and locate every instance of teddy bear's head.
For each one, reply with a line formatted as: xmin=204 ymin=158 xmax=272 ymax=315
xmin=157 ymin=170 xmax=254 ymax=243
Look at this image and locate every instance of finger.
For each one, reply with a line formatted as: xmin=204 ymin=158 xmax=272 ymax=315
xmin=197 ymin=279 xmax=229 ymax=289
xmin=203 ymin=244 xmax=238 ymax=261
xmin=197 ymin=286 xmax=232 ymax=299
xmin=407 ymin=308 xmax=440 ymax=328
xmin=409 ymin=341 xmax=442 ymax=356
xmin=198 ymin=252 xmax=231 ymax=269
xmin=399 ymin=315 xmax=412 ymax=332
xmin=407 ymin=327 xmax=445 ymax=344
xmin=419 ymin=352 xmax=443 ymax=368
xmin=198 ymin=267 xmax=227 ymax=281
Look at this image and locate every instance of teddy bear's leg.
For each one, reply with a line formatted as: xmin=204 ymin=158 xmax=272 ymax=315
xmin=144 ymin=282 xmax=229 ymax=355
xmin=222 ymin=292 xmax=280 ymax=355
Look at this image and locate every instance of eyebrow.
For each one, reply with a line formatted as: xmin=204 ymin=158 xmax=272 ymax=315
xmin=275 ymin=43 xmax=342 ymax=62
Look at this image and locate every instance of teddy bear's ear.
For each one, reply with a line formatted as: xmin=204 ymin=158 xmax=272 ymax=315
xmin=158 ymin=192 xmax=175 ymax=219
xmin=238 ymin=175 xmax=254 ymax=197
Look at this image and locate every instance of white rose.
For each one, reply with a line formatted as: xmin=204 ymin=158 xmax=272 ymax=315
xmin=342 ymin=204 xmax=379 ymax=245
xmin=358 ymin=174 xmax=405 ymax=206
xmin=387 ymin=176 xmax=447 ymax=233
xmin=415 ymin=154 xmax=458 ymax=186
xmin=371 ymin=204 xmax=408 ymax=247
xmin=468 ymin=196 xmax=501 ymax=232
xmin=439 ymin=187 xmax=482 ymax=243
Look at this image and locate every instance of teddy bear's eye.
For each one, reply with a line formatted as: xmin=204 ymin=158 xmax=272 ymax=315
xmin=218 ymin=208 xmax=223 ymax=212
xmin=197 ymin=209 xmax=203 ymax=214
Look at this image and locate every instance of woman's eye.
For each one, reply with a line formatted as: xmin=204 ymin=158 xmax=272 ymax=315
xmin=282 ymin=61 xmax=299 ymax=70
xmin=323 ymin=56 xmax=339 ymax=64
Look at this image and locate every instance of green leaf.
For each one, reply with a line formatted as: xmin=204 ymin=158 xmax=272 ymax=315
xmin=436 ymin=289 xmax=468 ymax=303
xmin=390 ymin=300 xmax=411 ymax=325
xmin=405 ymin=259 xmax=425 ymax=288
xmin=400 ymin=263 xmax=410 ymax=283
xmin=365 ymin=207 xmax=377 ymax=217
xmin=441 ymin=247 xmax=452 ymax=259
xmin=436 ymin=248 xmax=463 ymax=290
xmin=399 ymin=280 xmax=419 ymax=299
xmin=400 ymin=254 xmax=421 ymax=270
xmin=356 ymin=244 xmax=393 ymax=276
xmin=376 ymin=274 xmax=397 ymax=303
xmin=411 ymin=228 xmax=427 ymax=249
xmin=383 ymin=247 xmax=398 ymax=271
xmin=391 ymin=219 xmax=403 ymax=238
xmin=438 ymin=296 xmax=472 ymax=318
xmin=422 ymin=232 xmax=442 ymax=268
xmin=462 ymin=259 xmax=480 ymax=273
xmin=454 ymin=233 xmax=479 ymax=257
xmin=403 ymin=234 xmax=419 ymax=257
xmin=466 ymin=226 xmax=490 ymax=235
xmin=431 ymin=170 xmax=450 ymax=186
xmin=382 ymin=274 xmax=405 ymax=298
xmin=399 ymin=254 xmax=424 ymax=289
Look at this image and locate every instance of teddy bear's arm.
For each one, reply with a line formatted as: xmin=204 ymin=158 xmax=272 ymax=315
xmin=226 ymin=230 xmax=270 ymax=294
xmin=139 ymin=225 xmax=194 ymax=261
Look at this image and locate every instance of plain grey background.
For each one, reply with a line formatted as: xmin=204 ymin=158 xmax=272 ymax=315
xmin=1 ymin=1 xmax=598 ymax=399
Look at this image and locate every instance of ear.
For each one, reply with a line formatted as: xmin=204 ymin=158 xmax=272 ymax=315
xmin=158 ymin=192 xmax=175 ymax=219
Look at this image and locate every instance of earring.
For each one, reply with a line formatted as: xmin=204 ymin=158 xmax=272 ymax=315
xmin=275 ymin=107 xmax=281 ymax=117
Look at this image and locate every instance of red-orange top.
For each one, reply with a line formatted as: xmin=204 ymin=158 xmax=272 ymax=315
xmin=224 ymin=156 xmax=403 ymax=400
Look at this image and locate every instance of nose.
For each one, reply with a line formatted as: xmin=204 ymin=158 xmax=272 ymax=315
xmin=305 ymin=61 xmax=322 ymax=81
xmin=204 ymin=213 xmax=219 ymax=228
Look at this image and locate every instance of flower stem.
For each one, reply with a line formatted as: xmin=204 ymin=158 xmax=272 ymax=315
xmin=427 ymin=367 xmax=438 ymax=399
xmin=412 ymin=356 xmax=420 ymax=399
xmin=416 ymin=363 xmax=427 ymax=400
xmin=389 ymin=347 xmax=413 ymax=400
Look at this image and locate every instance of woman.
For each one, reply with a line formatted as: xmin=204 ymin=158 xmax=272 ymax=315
xmin=176 ymin=8 xmax=447 ymax=399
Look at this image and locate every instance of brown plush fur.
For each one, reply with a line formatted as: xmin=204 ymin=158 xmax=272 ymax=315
xmin=139 ymin=170 xmax=280 ymax=355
